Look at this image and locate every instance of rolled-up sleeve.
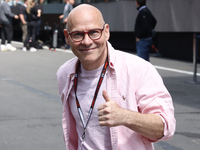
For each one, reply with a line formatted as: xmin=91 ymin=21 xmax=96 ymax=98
xmin=136 ymin=64 xmax=176 ymax=142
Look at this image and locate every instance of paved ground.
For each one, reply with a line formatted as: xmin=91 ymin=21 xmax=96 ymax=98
xmin=0 ymin=41 xmax=200 ymax=150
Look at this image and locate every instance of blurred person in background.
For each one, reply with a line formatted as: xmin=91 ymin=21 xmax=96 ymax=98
xmin=0 ymin=0 xmax=19 ymax=51
xmin=59 ymin=0 xmax=74 ymax=49
xmin=134 ymin=0 xmax=157 ymax=61
xmin=35 ymin=0 xmax=44 ymax=40
xmin=11 ymin=0 xmax=23 ymax=28
xmin=19 ymin=0 xmax=28 ymax=43
xmin=23 ymin=0 xmax=41 ymax=52
xmin=59 ymin=0 xmax=74 ymax=28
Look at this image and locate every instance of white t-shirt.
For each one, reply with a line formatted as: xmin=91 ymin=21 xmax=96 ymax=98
xmin=69 ymin=64 xmax=112 ymax=150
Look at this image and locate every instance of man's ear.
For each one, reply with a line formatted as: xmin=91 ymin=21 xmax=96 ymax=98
xmin=104 ymin=24 xmax=110 ymax=41
xmin=63 ymin=29 xmax=70 ymax=45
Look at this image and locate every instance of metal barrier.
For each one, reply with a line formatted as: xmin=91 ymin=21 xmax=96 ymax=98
xmin=188 ymin=33 xmax=200 ymax=84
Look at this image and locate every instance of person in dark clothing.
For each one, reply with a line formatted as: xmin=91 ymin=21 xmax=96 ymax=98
xmin=11 ymin=0 xmax=22 ymax=29
xmin=59 ymin=0 xmax=74 ymax=49
xmin=35 ymin=0 xmax=44 ymax=39
xmin=19 ymin=0 xmax=28 ymax=43
xmin=23 ymin=0 xmax=41 ymax=52
xmin=134 ymin=0 xmax=157 ymax=61
xmin=11 ymin=0 xmax=23 ymax=15
xmin=0 ymin=0 xmax=19 ymax=51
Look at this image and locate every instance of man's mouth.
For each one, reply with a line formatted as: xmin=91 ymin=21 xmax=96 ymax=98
xmin=80 ymin=47 xmax=96 ymax=51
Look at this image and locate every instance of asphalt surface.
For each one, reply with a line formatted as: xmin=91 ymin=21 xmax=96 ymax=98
xmin=0 ymin=41 xmax=200 ymax=150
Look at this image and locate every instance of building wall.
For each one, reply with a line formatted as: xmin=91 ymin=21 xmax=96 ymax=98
xmin=43 ymin=0 xmax=200 ymax=32
xmin=11 ymin=0 xmax=200 ymax=61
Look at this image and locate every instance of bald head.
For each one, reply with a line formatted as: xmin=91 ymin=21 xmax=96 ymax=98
xmin=63 ymin=4 xmax=110 ymax=71
xmin=67 ymin=4 xmax=105 ymax=30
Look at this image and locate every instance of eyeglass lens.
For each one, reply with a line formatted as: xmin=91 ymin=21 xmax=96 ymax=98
xmin=72 ymin=29 xmax=102 ymax=42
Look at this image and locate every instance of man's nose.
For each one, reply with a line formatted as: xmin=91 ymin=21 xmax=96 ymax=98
xmin=82 ymin=33 xmax=93 ymax=45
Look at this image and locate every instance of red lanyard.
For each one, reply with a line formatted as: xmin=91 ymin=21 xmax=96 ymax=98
xmin=74 ymin=56 xmax=108 ymax=141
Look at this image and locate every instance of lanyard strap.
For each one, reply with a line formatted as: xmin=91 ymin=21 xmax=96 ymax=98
xmin=74 ymin=56 xmax=108 ymax=140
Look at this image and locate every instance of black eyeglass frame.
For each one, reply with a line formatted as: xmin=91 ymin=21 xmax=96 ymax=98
xmin=67 ymin=24 xmax=106 ymax=42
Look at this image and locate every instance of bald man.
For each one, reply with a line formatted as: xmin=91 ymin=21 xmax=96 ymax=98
xmin=57 ymin=4 xmax=175 ymax=150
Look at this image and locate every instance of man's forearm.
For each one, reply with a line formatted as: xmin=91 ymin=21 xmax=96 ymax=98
xmin=122 ymin=109 xmax=164 ymax=140
xmin=98 ymin=90 xmax=165 ymax=140
xmin=19 ymin=14 xmax=26 ymax=24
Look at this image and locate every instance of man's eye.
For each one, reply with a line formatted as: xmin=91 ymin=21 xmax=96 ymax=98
xmin=73 ymin=32 xmax=83 ymax=37
xmin=90 ymin=30 xmax=99 ymax=34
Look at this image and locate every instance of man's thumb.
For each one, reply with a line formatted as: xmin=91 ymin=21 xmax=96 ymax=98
xmin=102 ymin=89 xmax=111 ymax=102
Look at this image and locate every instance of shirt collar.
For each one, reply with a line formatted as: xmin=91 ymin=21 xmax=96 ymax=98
xmin=138 ymin=5 xmax=146 ymax=12
xmin=107 ymin=41 xmax=116 ymax=69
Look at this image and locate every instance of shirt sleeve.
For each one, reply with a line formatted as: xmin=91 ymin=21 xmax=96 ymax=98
xmin=136 ymin=63 xmax=176 ymax=142
xmin=4 ymin=3 xmax=15 ymax=18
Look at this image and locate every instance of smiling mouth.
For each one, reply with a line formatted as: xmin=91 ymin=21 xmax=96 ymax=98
xmin=80 ymin=47 xmax=96 ymax=51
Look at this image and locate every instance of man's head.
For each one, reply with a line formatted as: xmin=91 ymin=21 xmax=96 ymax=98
xmin=64 ymin=4 xmax=110 ymax=70
xmin=136 ymin=0 xmax=146 ymax=7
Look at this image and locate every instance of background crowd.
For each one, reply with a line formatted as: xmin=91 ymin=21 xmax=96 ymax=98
xmin=0 ymin=0 xmax=44 ymax=52
xmin=0 ymin=0 xmax=156 ymax=62
xmin=0 ymin=0 xmax=75 ymax=52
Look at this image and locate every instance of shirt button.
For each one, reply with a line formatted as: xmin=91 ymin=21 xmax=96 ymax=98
xmin=110 ymin=62 xmax=114 ymax=67
xmin=122 ymin=95 xmax=126 ymax=100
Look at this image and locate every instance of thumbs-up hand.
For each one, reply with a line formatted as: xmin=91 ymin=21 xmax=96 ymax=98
xmin=97 ymin=89 xmax=124 ymax=127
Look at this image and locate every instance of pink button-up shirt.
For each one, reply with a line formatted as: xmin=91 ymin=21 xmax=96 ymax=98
xmin=57 ymin=42 xmax=176 ymax=150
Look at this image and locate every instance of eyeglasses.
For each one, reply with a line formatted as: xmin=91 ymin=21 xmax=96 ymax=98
xmin=67 ymin=24 xmax=105 ymax=42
